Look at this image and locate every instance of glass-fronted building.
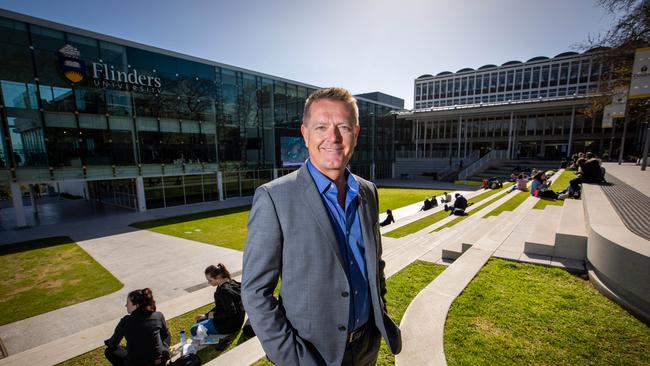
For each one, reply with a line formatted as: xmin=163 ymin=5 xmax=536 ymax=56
xmin=400 ymin=50 xmax=644 ymax=162
xmin=413 ymin=50 xmax=611 ymax=110
xmin=0 ymin=9 xmax=401 ymax=225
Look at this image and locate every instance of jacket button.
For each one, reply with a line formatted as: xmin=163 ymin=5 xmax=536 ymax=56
xmin=338 ymin=325 xmax=347 ymax=331
xmin=341 ymin=291 xmax=349 ymax=297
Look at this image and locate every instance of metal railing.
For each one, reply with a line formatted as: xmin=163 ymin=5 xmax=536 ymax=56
xmin=458 ymin=150 xmax=508 ymax=180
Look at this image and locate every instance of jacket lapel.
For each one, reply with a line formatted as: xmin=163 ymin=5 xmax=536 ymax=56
xmin=356 ymin=181 xmax=378 ymax=278
xmin=297 ymin=165 xmax=344 ymax=266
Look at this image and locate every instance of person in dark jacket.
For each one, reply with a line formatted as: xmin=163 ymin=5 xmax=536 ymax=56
xmin=191 ymin=263 xmax=245 ymax=337
xmin=104 ymin=288 xmax=170 ymax=366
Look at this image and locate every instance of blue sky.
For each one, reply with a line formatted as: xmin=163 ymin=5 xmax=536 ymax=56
xmin=0 ymin=0 xmax=617 ymax=108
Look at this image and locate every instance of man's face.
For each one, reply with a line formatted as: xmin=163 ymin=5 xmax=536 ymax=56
xmin=301 ymin=99 xmax=360 ymax=181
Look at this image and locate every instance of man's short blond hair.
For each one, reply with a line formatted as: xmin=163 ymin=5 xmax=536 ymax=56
xmin=303 ymin=87 xmax=359 ymax=125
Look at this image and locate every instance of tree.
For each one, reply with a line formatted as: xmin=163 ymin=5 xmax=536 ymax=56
xmin=582 ymin=0 xmax=649 ymax=156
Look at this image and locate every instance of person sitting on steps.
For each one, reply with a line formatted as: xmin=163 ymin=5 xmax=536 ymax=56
xmin=191 ymin=264 xmax=245 ymax=349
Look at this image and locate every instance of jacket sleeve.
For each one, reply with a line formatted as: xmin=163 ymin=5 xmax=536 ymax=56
xmin=242 ymin=186 xmax=315 ymax=365
xmin=160 ymin=313 xmax=171 ymax=350
xmin=372 ymin=183 xmax=389 ymax=311
xmin=104 ymin=316 xmax=126 ymax=348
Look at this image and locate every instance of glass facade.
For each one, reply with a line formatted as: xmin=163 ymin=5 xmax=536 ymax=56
xmin=414 ymin=52 xmax=609 ymax=110
xmin=0 ymin=12 xmax=400 ymax=209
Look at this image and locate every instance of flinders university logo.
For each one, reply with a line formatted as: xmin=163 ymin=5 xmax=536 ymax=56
xmin=59 ymin=44 xmax=86 ymax=83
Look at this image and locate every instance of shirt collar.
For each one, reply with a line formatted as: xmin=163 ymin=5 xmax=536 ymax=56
xmin=306 ymin=159 xmax=359 ymax=196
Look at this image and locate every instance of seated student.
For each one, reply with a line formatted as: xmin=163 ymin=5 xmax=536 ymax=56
xmin=191 ymin=264 xmax=245 ymax=341
xmin=488 ymin=177 xmax=503 ymax=189
xmin=430 ymin=195 xmax=438 ymax=208
xmin=444 ymin=193 xmax=469 ymax=216
xmin=380 ymin=209 xmax=395 ymax=226
xmin=516 ymin=174 xmax=528 ymax=191
xmin=421 ymin=198 xmax=433 ymax=211
xmin=440 ymin=192 xmax=452 ymax=203
xmin=481 ymin=179 xmax=490 ymax=190
xmin=105 ymin=288 xmax=170 ymax=366
xmin=531 ymin=171 xmax=567 ymax=200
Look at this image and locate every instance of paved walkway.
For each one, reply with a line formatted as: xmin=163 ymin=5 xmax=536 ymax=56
xmin=0 ymin=197 xmax=251 ymax=356
xmin=603 ymin=162 xmax=650 ymax=197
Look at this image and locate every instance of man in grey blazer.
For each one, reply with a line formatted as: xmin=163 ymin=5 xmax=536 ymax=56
xmin=242 ymin=87 xmax=401 ymax=365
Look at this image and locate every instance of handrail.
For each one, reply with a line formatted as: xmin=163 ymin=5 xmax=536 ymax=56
xmin=458 ymin=150 xmax=508 ymax=180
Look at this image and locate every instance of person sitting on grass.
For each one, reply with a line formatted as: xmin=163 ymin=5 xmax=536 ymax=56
xmin=531 ymin=171 xmax=567 ymax=200
xmin=191 ymin=264 xmax=245 ymax=347
xmin=444 ymin=193 xmax=469 ymax=216
xmin=440 ymin=192 xmax=452 ymax=203
xmin=105 ymin=288 xmax=171 ymax=366
xmin=380 ymin=209 xmax=395 ymax=226
xmin=431 ymin=195 xmax=438 ymax=208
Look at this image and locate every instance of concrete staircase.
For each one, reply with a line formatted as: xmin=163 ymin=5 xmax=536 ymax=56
xmin=523 ymin=200 xmax=587 ymax=261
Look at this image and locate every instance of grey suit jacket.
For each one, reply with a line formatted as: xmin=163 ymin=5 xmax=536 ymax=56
xmin=242 ymin=164 xmax=401 ymax=365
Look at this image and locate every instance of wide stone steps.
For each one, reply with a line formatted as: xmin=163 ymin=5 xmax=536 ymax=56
xmin=523 ymin=200 xmax=587 ymax=260
xmin=523 ymin=205 xmax=563 ymax=256
xmin=554 ymin=199 xmax=588 ymax=259
xmin=441 ymin=217 xmax=496 ymax=260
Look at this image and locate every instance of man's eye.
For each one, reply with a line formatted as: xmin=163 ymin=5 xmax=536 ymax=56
xmin=339 ymin=125 xmax=352 ymax=132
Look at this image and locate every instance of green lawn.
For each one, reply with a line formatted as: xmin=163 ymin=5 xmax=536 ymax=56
xmin=377 ymin=187 xmax=448 ymax=213
xmin=131 ymin=205 xmax=251 ymax=251
xmin=533 ymin=170 xmax=577 ymax=210
xmin=0 ymin=237 xmax=123 ymax=326
xmin=133 ymin=188 xmax=452 ymax=246
xmin=483 ymin=190 xmax=530 ymax=218
xmin=384 ymin=184 xmax=511 ymax=238
xmin=453 ymin=180 xmax=483 ymax=186
xmin=445 ymin=259 xmax=650 ymax=365
xmin=252 ymin=261 xmax=447 ymax=366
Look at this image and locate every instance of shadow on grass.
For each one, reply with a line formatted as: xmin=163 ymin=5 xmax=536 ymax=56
xmin=0 ymin=236 xmax=73 ymax=256
xmin=131 ymin=205 xmax=252 ymax=230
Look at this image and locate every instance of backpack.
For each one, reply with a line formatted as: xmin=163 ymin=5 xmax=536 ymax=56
xmin=169 ymin=353 xmax=201 ymax=366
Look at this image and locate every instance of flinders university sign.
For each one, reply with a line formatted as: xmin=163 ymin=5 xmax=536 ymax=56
xmin=59 ymin=44 xmax=162 ymax=94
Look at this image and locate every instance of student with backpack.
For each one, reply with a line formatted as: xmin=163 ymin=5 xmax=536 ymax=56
xmin=191 ymin=264 xmax=245 ymax=340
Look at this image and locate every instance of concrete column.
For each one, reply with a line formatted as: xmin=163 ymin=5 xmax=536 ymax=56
xmin=507 ymin=111 xmax=514 ymax=159
xmin=457 ymin=117 xmax=462 ymax=159
xmin=391 ymin=162 xmax=395 ymax=179
xmin=10 ymin=182 xmax=26 ymax=228
xmin=371 ymin=162 xmax=376 ymax=182
xmin=273 ymin=168 xmax=278 ymax=180
xmin=29 ymin=185 xmax=38 ymax=214
xmin=135 ymin=176 xmax=147 ymax=212
xmin=217 ymin=171 xmax=224 ymax=201
xmin=567 ymin=106 xmax=575 ymax=158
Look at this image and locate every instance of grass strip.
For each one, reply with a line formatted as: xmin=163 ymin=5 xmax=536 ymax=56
xmin=0 ymin=237 xmax=123 ymax=326
xmin=445 ymin=258 xmax=650 ymax=365
xmin=453 ymin=180 xmax=483 ymax=186
xmin=533 ymin=170 xmax=577 ymax=210
xmin=384 ymin=184 xmax=511 ymax=238
xmin=483 ymin=190 xmax=529 ymax=218
xmin=131 ymin=205 xmax=251 ymax=251
xmin=377 ymin=187 xmax=448 ymax=213
xmin=252 ymin=261 xmax=447 ymax=366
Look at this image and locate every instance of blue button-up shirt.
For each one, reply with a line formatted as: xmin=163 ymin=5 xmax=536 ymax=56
xmin=306 ymin=160 xmax=370 ymax=331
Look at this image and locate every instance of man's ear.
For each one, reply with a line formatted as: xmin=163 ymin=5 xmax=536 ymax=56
xmin=301 ymin=124 xmax=309 ymax=148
